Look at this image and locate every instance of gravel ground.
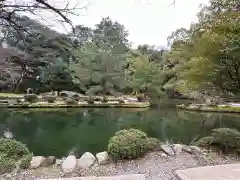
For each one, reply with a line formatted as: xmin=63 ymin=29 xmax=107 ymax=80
xmin=1 ymin=151 xmax=239 ymax=180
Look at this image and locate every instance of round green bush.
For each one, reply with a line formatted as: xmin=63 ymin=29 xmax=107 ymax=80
xmin=0 ymin=138 xmax=30 ymax=161
xmin=24 ymin=94 xmax=38 ymax=103
xmin=0 ymin=153 xmax=15 ymax=174
xmin=107 ymin=129 xmax=159 ymax=160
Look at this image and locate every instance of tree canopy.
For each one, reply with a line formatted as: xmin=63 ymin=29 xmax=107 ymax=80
xmin=0 ymin=0 xmax=239 ymax=101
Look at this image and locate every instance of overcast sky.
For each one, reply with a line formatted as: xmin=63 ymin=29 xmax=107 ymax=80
xmin=47 ymin=0 xmax=210 ymax=48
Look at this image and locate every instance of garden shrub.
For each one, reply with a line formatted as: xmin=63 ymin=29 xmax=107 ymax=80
xmin=102 ymin=96 xmax=108 ymax=103
xmin=87 ymin=97 xmax=94 ymax=104
xmin=108 ymin=129 xmax=159 ymax=160
xmin=43 ymin=96 xmax=56 ymax=103
xmin=146 ymin=138 xmax=160 ymax=151
xmin=24 ymin=94 xmax=38 ymax=103
xmin=137 ymin=95 xmax=145 ymax=102
xmin=0 ymin=153 xmax=15 ymax=174
xmin=0 ymin=138 xmax=30 ymax=161
xmin=195 ymin=128 xmax=240 ymax=153
xmin=59 ymin=92 xmax=68 ymax=97
xmin=72 ymin=94 xmax=80 ymax=101
xmin=0 ymin=139 xmax=32 ymax=174
xmin=19 ymin=154 xmax=32 ymax=169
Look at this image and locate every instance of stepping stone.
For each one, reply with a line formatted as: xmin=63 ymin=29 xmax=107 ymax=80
xmin=40 ymin=174 xmax=145 ymax=180
xmin=176 ymin=163 xmax=240 ymax=180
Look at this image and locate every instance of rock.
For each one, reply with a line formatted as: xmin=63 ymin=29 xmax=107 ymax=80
xmin=173 ymin=144 xmax=184 ymax=155
xmin=160 ymin=144 xmax=175 ymax=156
xmin=42 ymin=156 xmax=56 ymax=167
xmin=96 ymin=151 xmax=109 ymax=165
xmin=61 ymin=155 xmax=77 ymax=173
xmin=55 ymin=159 xmax=63 ymax=167
xmin=161 ymin=152 xmax=167 ymax=157
xmin=30 ymin=156 xmax=45 ymax=169
xmin=182 ymin=145 xmax=193 ymax=153
xmin=77 ymin=152 xmax=96 ymax=169
xmin=190 ymin=146 xmax=202 ymax=153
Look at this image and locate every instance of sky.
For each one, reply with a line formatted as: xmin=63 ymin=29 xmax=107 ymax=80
xmin=35 ymin=0 xmax=210 ymax=48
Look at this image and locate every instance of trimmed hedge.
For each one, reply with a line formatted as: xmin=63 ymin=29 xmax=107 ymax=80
xmin=0 ymin=138 xmax=32 ymax=174
xmin=108 ymin=129 xmax=159 ymax=160
xmin=24 ymin=94 xmax=38 ymax=103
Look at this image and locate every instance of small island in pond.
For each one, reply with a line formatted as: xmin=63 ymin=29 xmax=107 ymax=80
xmin=0 ymin=92 xmax=150 ymax=108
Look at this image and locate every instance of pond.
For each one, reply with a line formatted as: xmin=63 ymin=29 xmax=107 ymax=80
xmin=0 ymin=108 xmax=240 ymax=158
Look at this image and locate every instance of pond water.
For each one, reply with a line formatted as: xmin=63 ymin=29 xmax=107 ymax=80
xmin=0 ymin=108 xmax=240 ymax=158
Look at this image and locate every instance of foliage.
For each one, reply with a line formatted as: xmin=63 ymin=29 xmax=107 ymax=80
xmin=87 ymin=97 xmax=95 ymax=104
xmin=19 ymin=154 xmax=32 ymax=169
xmin=0 ymin=138 xmax=32 ymax=174
xmin=195 ymin=128 xmax=240 ymax=153
xmin=102 ymin=96 xmax=108 ymax=103
xmin=107 ymin=129 xmax=159 ymax=160
xmin=24 ymin=94 xmax=38 ymax=103
xmin=166 ymin=0 xmax=240 ymax=96
xmin=0 ymin=138 xmax=30 ymax=161
xmin=0 ymin=153 xmax=15 ymax=174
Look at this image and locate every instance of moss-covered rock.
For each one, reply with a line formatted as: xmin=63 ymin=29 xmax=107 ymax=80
xmin=108 ymin=129 xmax=159 ymax=160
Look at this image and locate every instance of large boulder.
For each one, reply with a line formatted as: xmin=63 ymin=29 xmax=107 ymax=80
xmin=173 ymin=144 xmax=184 ymax=155
xmin=96 ymin=151 xmax=109 ymax=165
xmin=61 ymin=155 xmax=77 ymax=173
xmin=42 ymin=156 xmax=56 ymax=167
xmin=30 ymin=156 xmax=45 ymax=169
xmin=77 ymin=152 xmax=96 ymax=169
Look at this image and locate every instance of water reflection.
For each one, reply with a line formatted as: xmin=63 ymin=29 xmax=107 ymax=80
xmin=0 ymin=108 xmax=239 ymax=158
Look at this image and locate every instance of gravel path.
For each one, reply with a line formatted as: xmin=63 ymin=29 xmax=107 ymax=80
xmin=1 ymin=151 xmax=238 ymax=180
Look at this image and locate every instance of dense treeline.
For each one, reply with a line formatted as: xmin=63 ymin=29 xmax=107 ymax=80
xmin=0 ymin=0 xmax=239 ymax=102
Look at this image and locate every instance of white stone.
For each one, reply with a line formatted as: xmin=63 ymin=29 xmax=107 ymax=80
xmin=160 ymin=144 xmax=175 ymax=156
xmin=77 ymin=152 xmax=96 ymax=169
xmin=96 ymin=151 xmax=109 ymax=164
xmin=190 ymin=146 xmax=202 ymax=153
xmin=173 ymin=144 xmax=184 ymax=155
xmin=30 ymin=156 xmax=45 ymax=169
xmin=161 ymin=152 xmax=167 ymax=157
xmin=182 ymin=145 xmax=192 ymax=153
xmin=61 ymin=155 xmax=77 ymax=173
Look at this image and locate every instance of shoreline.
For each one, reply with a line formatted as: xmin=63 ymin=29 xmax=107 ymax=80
xmin=0 ymin=102 xmax=151 ymax=108
xmin=1 ymin=144 xmax=238 ymax=180
xmin=176 ymin=103 xmax=240 ymax=113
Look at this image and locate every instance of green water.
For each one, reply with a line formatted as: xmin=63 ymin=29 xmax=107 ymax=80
xmin=0 ymin=108 xmax=240 ymax=158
